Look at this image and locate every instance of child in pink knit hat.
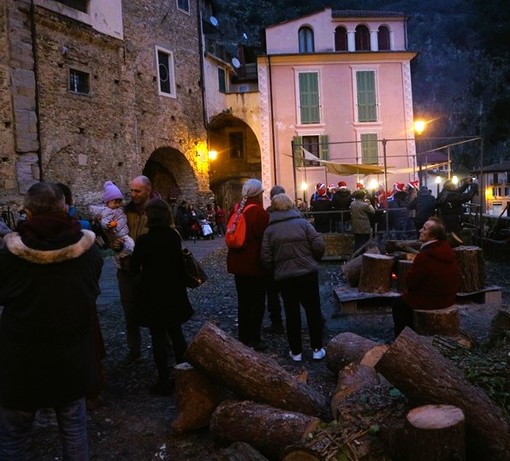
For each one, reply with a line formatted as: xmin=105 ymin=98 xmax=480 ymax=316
xmin=90 ymin=182 xmax=134 ymax=255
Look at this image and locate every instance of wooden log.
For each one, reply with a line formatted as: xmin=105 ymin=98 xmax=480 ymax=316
xmin=453 ymin=245 xmax=485 ymax=292
xmin=325 ymin=332 xmax=378 ymax=374
xmin=375 ymin=327 xmax=510 ymax=461
xmin=185 ymin=322 xmax=331 ymax=420
xmin=217 ymin=442 xmax=269 ymax=461
xmin=330 ymin=363 xmax=383 ymax=420
xmin=170 ymin=362 xmax=223 ymax=434
xmin=385 ymin=239 xmax=421 ymax=254
xmin=341 ymin=245 xmax=380 ymax=287
xmin=413 ymin=306 xmax=460 ymax=337
xmin=360 ymin=344 xmax=389 ymax=368
xmin=210 ymin=400 xmax=320 ymax=460
xmin=358 ymin=254 xmax=394 ymax=293
xmin=396 ymin=259 xmax=413 ymax=293
xmin=403 ymin=404 xmax=466 ymax=461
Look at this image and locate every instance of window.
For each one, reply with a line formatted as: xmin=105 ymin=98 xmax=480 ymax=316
xmin=356 ymin=70 xmax=377 ymax=122
xmin=298 ymin=27 xmax=314 ymax=53
xmin=293 ymin=135 xmax=329 ymax=167
xmin=218 ymin=67 xmax=226 ymax=93
xmin=69 ymin=68 xmax=89 ymax=94
xmin=55 ymin=0 xmax=88 ymax=13
xmin=378 ymin=26 xmax=390 ymax=50
xmin=229 ymin=132 xmax=244 ymax=159
xmin=298 ymin=71 xmax=320 ymax=124
xmin=156 ymin=47 xmax=176 ymax=97
xmin=360 ymin=133 xmax=379 ymax=163
xmin=177 ymin=0 xmax=190 ymax=14
xmin=335 ymin=26 xmax=348 ymax=51
xmin=355 ymin=25 xmax=370 ymax=51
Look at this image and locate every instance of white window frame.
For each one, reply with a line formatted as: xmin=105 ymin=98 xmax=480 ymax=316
xmin=68 ymin=67 xmax=90 ymax=95
xmin=156 ymin=46 xmax=177 ymax=98
xmin=351 ymin=66 xmax=380 ymax=124
xmin=295 ymin=68 xmax=323 ymax=126
xmin=176 ymin=0 xmax=190 ymax=14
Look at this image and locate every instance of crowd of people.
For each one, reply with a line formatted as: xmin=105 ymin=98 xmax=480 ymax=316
xmin=174 ymin=201 xmax=226 ymax=241
xmin=0 ymin=173 xmax=478 ymax=459
xmin=306 ymin=177 xmax=479 ymax=242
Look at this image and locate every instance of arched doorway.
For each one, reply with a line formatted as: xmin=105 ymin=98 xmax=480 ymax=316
xmin=207 ymin=112 xmax=261 ymax=213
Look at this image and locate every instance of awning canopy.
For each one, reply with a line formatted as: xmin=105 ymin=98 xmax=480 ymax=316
xmin=302 ymin=148 xmax=387 ymax=176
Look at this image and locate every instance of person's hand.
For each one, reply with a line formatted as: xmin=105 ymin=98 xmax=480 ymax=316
xmin=111 ymin=237 xmax=124 ymax=252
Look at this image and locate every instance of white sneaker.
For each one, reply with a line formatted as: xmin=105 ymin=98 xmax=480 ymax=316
xmin=312 ymin=348 xmax=326 ymax=360
xmin=289 ymin=351 xmax=302 ymax=362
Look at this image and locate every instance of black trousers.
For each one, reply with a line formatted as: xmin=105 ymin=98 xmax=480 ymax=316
xmin=234 ymin=275 xmax=267 ymax=345
xmin=391 ymin=296 xmax=415 ymax=338
xmin=149 ymin=324 xmax=187 ymax=380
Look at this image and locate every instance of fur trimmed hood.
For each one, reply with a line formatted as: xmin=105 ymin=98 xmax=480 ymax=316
xmin=3 ymin=229 xmax=97 ymax=264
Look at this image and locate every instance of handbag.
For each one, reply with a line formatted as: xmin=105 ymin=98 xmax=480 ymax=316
xmin=182 ymin=247 xmax=207 ymax=288
xmin=175 ymin=229 xmax=207 ymax=288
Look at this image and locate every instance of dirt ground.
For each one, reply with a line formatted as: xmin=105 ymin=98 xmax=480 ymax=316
xmin=28 ymin=246 xmax=510 ymax=460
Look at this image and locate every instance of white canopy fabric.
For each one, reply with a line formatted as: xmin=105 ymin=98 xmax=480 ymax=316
xmin=301 ymin=148 xmax=387 ymax=176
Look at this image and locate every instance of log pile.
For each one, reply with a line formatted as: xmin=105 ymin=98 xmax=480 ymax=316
xmin=172 ymin=322 xmax=509 ymax=461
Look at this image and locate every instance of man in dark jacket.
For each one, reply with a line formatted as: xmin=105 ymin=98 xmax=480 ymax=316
xmin=408 ymin=186 xmax=437 ymax=238
xmin=0 ymin=182 xmax=103 ymax=460
xmin=331 ymin=181 xmax=352 ymax=232
xmin=437 ymin=177 xmax=478 ymax=234
xmin=392 ymin=216 xmax=459 ymax=337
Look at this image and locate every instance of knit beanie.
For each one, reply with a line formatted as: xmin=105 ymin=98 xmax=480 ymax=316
xmin=242 ymin=179 xmax=264 ymax=198
xmin=102 ymin=181 xmax=124 ymax=203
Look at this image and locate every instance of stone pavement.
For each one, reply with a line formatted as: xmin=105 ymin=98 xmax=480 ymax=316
xmin=97 ymin=237 xmax=226 ymax=307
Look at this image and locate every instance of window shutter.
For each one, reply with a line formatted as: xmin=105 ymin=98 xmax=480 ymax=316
xmin=319 ymin=135 xmax=329 ymax=160
xmin=299 ymin=73 xmax=320 ymax=124
xmin=356 ymin=71 xmax=377 ymax=122
xmin=293 ymin=136 xmax=304 ymax=167
xmin=361 ymin=133 xmax=378 ymax=164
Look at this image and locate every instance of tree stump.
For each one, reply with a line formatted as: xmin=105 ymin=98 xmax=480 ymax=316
xmin=325 ymin=332 xmax=378 ymax=374
xmin=396 ymin=259 xmax=413 ymax=293
xmin=358 ymin=254 xmax=394 ymax=293
xmin=404 ymin=404 xmax=466 ymax=461
xmin=210 ymin=400 xmax=320 ymax=460
xmin=486 ymin=310 xmax=510 ymax=348
xmin=375 ymin=327 xmax=510 ymax=461
xmin=413 ymin=306 xmax=460 ymax=336
xmin=360 ymin=344 xmax=389 ymax=368
xmin=171 ymin=362 xmax=223 ymax=434
xmin=342 ymin=245 xmax=380 ymax=287
xmin=453 ymin=245 xmax=485 ymax=292
xmin=185 ymin=322 xmax=331 ymax=420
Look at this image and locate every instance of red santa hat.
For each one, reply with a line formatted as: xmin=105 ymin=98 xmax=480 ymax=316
xmin=356 ymin=182 xmax=364 ymax=189
xmin=338 ymin=181 xmax=347 ymax=187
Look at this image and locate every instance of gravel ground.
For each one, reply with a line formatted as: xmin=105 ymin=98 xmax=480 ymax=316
xmin=26 ymin=244 xmax=510 ymax=460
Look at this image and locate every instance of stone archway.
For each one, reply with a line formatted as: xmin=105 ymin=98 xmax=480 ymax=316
xmin=143 ymin=147 xmax=200 ymax=208
xmin=207 ymin=112 xmax=261 ymax=213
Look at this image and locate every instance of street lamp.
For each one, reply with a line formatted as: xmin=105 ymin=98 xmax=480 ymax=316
xmin=300 ymin=181 xmax=308 ymax=202
xmin=414 ymin=120 xmax=426 ymax=135
xmin=208 ymin=150 xmax=218 ymax=161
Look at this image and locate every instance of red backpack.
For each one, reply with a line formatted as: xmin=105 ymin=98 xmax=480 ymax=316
xmin=225 ymin=203 xmax=256 ymax=249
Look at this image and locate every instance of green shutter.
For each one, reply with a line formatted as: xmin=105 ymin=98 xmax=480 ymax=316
xmin=299 ymin=72 xmax=320 ymax=124
xmin=319 ymin=135 xmax=329 ymax=160
xmin=361 ymin=133 xmax=378 ymax=164
xmin=293 ymin=136 xmax=304 ymax=167
xmin=356 ymin=71 xmax=377 ymax=122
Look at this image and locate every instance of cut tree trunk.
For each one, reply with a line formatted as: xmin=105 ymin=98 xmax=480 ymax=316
xmin=330 ymin=363 xmax=383 ymax=420
xmin=453 ymin=246 xmax=485 ymax=292
xmin=325 ymin=332 xmax=378 ymax=374
xmin=358 ymin=254 xmax=394 ymax=293
xmin=210 ymin=400 xmax=320 ymax=460
xmin=396 ymin=259 xmax=413 ymax=293
xmin=374 ymin=327 xmax=510 ymax=461
xmin=342 ymin=245 xmax=380 ymax=287
xmin=171 ymin=362 xmax=223 ymax=434
xmin=403 ymin=404 xmax=466 ymax=461
xmin=185 ymin=322 xmax=331 ymax=420
xmin=413 ymin=306 xmax=460 ymax=337
xmin=360 ymin=344 xmax=389 ymax=368
xmin=485 ymin=310 xmax=510 ymax=348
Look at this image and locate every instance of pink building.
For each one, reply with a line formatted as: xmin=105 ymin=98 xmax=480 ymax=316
xmin=257 ymin=8 xmax=418 ymax=202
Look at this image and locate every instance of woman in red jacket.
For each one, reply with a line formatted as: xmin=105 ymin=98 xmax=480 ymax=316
xmin=392 ymin=216 xmax=459 ymax=337
xmin=226 ymin=179 xmax=269 ymax=351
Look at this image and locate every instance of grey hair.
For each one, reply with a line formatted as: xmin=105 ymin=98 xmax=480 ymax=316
xmin=133 ymin=175 xmax=152 ymax=189
xmin=24 ymin=182 xmax=66 ymax=215
xmin=271 ymin=193 xmax=294 ymax=211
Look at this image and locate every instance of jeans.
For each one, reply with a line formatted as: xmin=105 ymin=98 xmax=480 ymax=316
xmin=0 ymin=398 xmax=88 ymax=461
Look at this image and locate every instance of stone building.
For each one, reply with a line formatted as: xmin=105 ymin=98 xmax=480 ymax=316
xmin=1 ymin=0 xmax=210 ymax=215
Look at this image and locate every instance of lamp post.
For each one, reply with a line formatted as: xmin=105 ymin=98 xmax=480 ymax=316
xmin=435 ymin=176 xmax=441 ymax=197
xmin=301 ymin=181 xmax=308 ymax=203
xmin=382 ymin=139 xmax=389 ymax=238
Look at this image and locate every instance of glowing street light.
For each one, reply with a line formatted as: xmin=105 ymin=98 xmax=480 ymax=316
xmin=452 ymin=175 xmax=459 ymax=186
xmin=208 ymin=150 xmax=218 ymax=161
xmin=414 ymin=120 xmax=426 ymax=135
xmin=300 ymin=181 xmax=308 ymax=202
